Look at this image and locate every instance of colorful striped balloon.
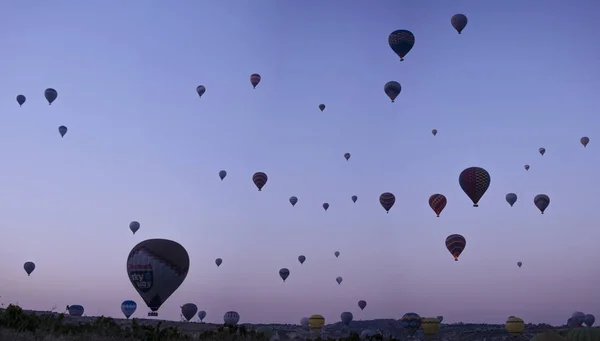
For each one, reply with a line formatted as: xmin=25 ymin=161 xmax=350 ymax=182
xmin=459 ymin=167 xmax=491 ymax=207
xmin=252 ymin=172 xmax=268 ymax=191
xmin=428 ymin=194 xmax=447 ymax=217
xmin=445 ymin=234 xmax=466 ymax=261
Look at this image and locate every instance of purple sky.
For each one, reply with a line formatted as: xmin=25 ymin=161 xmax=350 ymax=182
xmin=1 ymin=0 xmax=599 ymax=326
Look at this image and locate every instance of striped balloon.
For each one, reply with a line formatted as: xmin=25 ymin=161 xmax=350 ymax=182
xmin=445 ymin=234 xmax=466 ymax=261
xmin=308 ymin=314 xmax=325 ymax=331
xmin=250 ymin=73 xmax=261 ymax=89
xmin=379 ymin=192 xmax=395 ymax=213
xmin=506 ymin=317 xmax=525 ymax=337
xmin=401 ymin=313 xmax=422 ymax=335
xmin=224 ymin=311 xmax=240 ymax=325
xmin=459 ymin=167 xmax=491 ymax=207
xmin=421 ymin=317 xmax=441 ymax=339
xmin=428 ymin=194 xmax=447 ymax=217
xmin=252 ymin=172 xmax=268 ymax=191
xmin=451 ymin=14 xmax=468 ymax=34
xmin=534 ymin=194 xmax=550 ymax=214
xmin=388 ymin=30 xmax=415 ymax=61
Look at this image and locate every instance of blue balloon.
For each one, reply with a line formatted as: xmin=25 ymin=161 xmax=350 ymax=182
xmin=68 ymin=305 xmax=84 ymax=317
xmin=121 ymin=300 xmax=137 ymax=319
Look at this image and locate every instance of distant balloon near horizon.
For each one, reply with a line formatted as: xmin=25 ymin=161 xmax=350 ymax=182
xmin=459 ymin=167 xmax=491 ymax=207
xmin=437 ymin=316 xmax=444 ymax=323
xmin=451 ymin=14 xmax=468 ymax=34
xmin=45 ymin=88 xmax=58 ymax=105
xmin=24 ymin=261 xmax=35 ymax=276
xmin=16 ymin=94 xmax=26 ymax=106
xmin=219 ymin=170 xmax=227 ymax=181
xmin=224 ymin=311 xmax=240 ymax=325
xmin=384 ymin=81 xmax=401 ymax=102
xmin=67 ymin=305 xmax=84 ymax=317
xmin=584 ymin=314 xmax=595 ymax=327
xmin=319 ymin=104 xmax=325 ymax=111
xmin=252 ymin=172 xmax=268 ymax=191
xmin=358 ymin=300 xmax=367 ymax=310
xmin=198 ymin=310 xmax=206 ymax=322
xmin=581 ymin=136 xmax=590 ymax=148
xmin=421 ymin=317 xmax=441 ymax=339
xmin=121 ymin=300 xmax=137 ymax=319
xmin=300 ymin=317 xmax=309 ymax=328
xmin=196 ymin=85 xmax=206 ymax=98
xmin=334 ymin=251 xmax=340 ymax=258
xmin=298 ymin=255 xmax=305 ymax=264
xmin=341 ymin=311 xmax=353 ymax=326
xmin=181 ymin=303 xmax=198 ymax=321
xmin=431 ymin=129 xmax=437 ymax=136
xmin=215 ymin=258 xmax=222 ymax=267
xmin=506 ymin=316 xmax=525 ymax=337
xmin=250 ymin=73 xmax=261 ymax=89
xmin=344 ymin=153 xmax=351 ymax=161
xmin=388 ymin=29 xmax=415 ymax=61
xmin=401 ymin=312 xmax=422 ymax=336
xmin=308 ymin=315 xmax=325 ymax=331
xmin=129 ymin=221 xmax=140 ymax=234
xmin=539 ymin=147 xmax=546 ymax=155
xmin=351 ymin=195 xmax=358 ymax=203
xmin=58 ymin=125 xmax=68 ymax=138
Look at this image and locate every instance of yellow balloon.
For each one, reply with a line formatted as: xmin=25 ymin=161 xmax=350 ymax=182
xmin=506 ymin=316 xmax=525 ymax=337
xmin=309 ymin=314 xmax=325 ymax=331
xmin=421 ymin=317 xmax=440 ymax=339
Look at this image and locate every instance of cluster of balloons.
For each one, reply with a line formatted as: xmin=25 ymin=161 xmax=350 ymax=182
xmin=567 ymin=312 xmax=595 ymax=328
xmin=16 ymin=88 xmax=68 ymax=138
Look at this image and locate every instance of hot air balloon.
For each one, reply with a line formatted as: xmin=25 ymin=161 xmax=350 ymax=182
xmin=24 ymin=262 xmax=35 ymax=276
xmin=584 ymin=314 xmax=595 ymax=327
xmin=432 ymin=129 xmax=438 ymax=136
xmin=129 ymin=221 xmax=140 ymax=234
xmin=379 ymin=192 xmax=395 ymax=213
xmin=334 ymin=251 xmax=340 ymax=258
xmin=289 ymin=196 xmax=298 ymax=207
xmin=196 ymin=85 xmax=206 ymax=98
xmin=506 ymin=193 xmax=518 ymax=207
xmin=336 ymin=276 xmax=343 ymax=285
xmin=309 ymin=315 xmax=325 ymax=332
xmin=581 ymin=137 xmax=590 ymax=148
xmin=126 ymin=239 xmax=190 ymax=316
xmin=567 ymin=328 xmax=600 ymax=340
xmin=351 ymin=195 xmax=358 ymax=203
xmin=215 ymin=258 xmax=222 ymax=267
xmin=421 ymin=317 xmax=441 ymax=340
xmin=16 ymin=95 xmax=26 ymax=106
xmin=45 ymin=88 xmax=58 ymax=105
xmin=534 ymin=194 xmax=550 ymax=214
xmin=506 ymin=317 xmax=525 ymax=337
xmin=517 ymin=261 xmax=522 ymax=268
xmin=198 ymin=310 xmax=206 ymax=322
xmin=322 ymin=203 xmax=329 ymax=211
xmin=279 ymin=268 xmax=290 ymax=282
xmin=298 ymin=255 xmax=306 ymax=264
xmin=572 ymin=312 xmax=585 ymax=327
xmin=319 ymin=104 xmax=325 ymax=112
xmin=525 ymin=164 xmax=530 ymax=171
xmin=224 ymin=311 xmax=240 ymax=325
xmin=388 ymin=30 xmax=415 ymax=61
xmin=344 ymin=153 xmax=351 ymax=161
xmin=437 ymin=316 xmax=444 ymax=323
xmin=252 ymin=172 xmax=268 ymax=191
xmin=358 ymin=300 xmax=367 ymax=310
xmin=384 ymin=81 xmax=401 ymax=102
xmin=181 ymin=303 xmax=198 ymax=321
xmin=250 ymin=74 xmax=261 ymax=89
xmin=121 ymin=300 xmax=137 ymax=319
xmin=451 ymin=14 xmax=468 ymax=34
xmin=568 ymin=317 xmax=577 ymax=328
xmin=300 ymin=317 xmax=310 ymax=329
xmin=58 ymin=126 xmax=68 ymax=138
xmin=446 ymin=234 xmax=466 ymax=261
xmin=401 ymin=313 xmax=422 ymax=336
xmin=428 ymin=194 xmax=447 ymax=217
xmin=68 ymin=305 xmax=84 ymax=317
xmin=459 ymin=167 xmax=491 ymax=207
xmin=341 ymin=312 xmax=353 ymax=326
xmin=219 ymin=170 xmax=227 ymax=181
xmin=539 ymin=147 xmax=546 ymax=155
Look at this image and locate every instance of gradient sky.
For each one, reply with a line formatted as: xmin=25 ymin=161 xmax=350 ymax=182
xmin=1 ymin=0 xmax=599 ymax=327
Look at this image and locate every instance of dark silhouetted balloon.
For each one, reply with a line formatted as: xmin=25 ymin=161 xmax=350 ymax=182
xmin=379 ymin=192 xmax=395 ymax=213
xmin=250 ymin=74 xmax=261 ymax=89
xmin=384 ymin=81 xmax=401 ymax=102
xmin=323 ymin=203 xmax=329 ymax=211
xmin=219 ymin=170 xmax=227 ymax=181
xmin=388 ymin=30 xmax=415 ymax=61
xmin=459 ymin=167 xmax=491 ymax=207
xmin=445 ymin=234 xmax=466 ymax=261
xmin=506 ymin=193 xmax=517 ymax=207
xmin=58 ymin=126 xmax=68 ymax=138
xmin=252 ymin=172 xmax=268 ymax=191
xmin=24 ymin=261 xmax=35 ymax=276
xmin=196 ymin=85 xmax=206 ymax=98
xmin=319 ymin=104 xmax=325 ymax=112
xmin=358 ymin=300 xmax=367 ymax=310
xmin=129 ymin=221 xmax=140 ymax=234
xmin=121 ymin=300 xmax=137 ymax=319
xmin=581 ymin=136 xmax=590 ymax=148
xmin=451 ymin=14 xmax=468 ymax=34
xmin=198 ymin=310 xmax=207 ymax=322
xmin=298 ymin=255 xmax=306 ymax=264
xmin=45 ymin=88 xmax=58 ymax=105
xmin=341 ymin=312 xmax=353 ymax=326
xmin=215 ymin=258 xmax=222 ymax=267
xmin=279 ymin=268 xmax=290 ymax=282
xmin=68 ymin=305 xmax=84 ymax=317
xmin=181 ymin=303 xmax=198 ymax=321
xmin=351 ymin=195 xmax=358 ymax=203
xmin=289 ymin=196 xmax=298 ymax=207
xmin=16 ymin=95 xmax=26 ymax=106
xmin=428 ymin=194 xmax=447 ymax=217
xmin=534 ymin=194 xmax=550 ymax=214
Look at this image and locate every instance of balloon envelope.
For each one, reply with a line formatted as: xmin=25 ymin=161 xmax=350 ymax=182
xmin=215 ymin=258 xmax=222 ymax=267
xmin=45 ymin=88 xmax=58 ymax=105
xmin=358 ymin=300 xmax=367 ymax=310
xmin=298 ymin=255 xmax=306 ymax=264
xmin=129 ymin=221 xmax=140 ymax=234
xmin=309 ymin=315 xmax=325 ymax=331
xmin=58 ymin=126 xmax=68 ymax=137
xmin=279 ymin=268 xmax=290 ymax=282
xmin=289 ymin=196 xmax=298 ymax=206
xmin=388 ymin=30 xmax=415 ymax=61
xmin=224 ymin=311 xmax=240 ymax=325
xmin=219 ymin=170 xmax=227 ymax=180
xmin=506 ymin=193 xmax=518 ymax=207
xmin=341 ymin=312 xmax=353 ymax=326
xmin=181 ymin=303 xmax=198 ymax=321
xmin=198 ymin=310 xmax=207 ymax=321
xmin=16 ymin=95 xmax=26 ymax=106
xmin=24 ymin=261 xmax=35 ymax=276
xmin=68 ymin=305 xmax=84 ymax=317
xmin=506 ymin=317 xmax=525 ymax=337
xmin=121 ymin=300 xmax=137 ymax=319
xmin=451 ymin=14 xmax=468 ymax=34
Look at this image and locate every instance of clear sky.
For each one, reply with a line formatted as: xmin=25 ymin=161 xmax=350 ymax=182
xmin=1 ymin=0 xmax=599 ymax=327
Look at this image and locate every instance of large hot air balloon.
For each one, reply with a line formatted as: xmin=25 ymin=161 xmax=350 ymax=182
xmin=539 ymin=147 xmax=546 ymax=155
xmin=334 ymin=251 xmax=340 ymax=258
xmin=534 ymin=194 xmax=550 ymax=214
xmin=517 ymin=261 xmax=522 ymax=268
xmin=224 ymin=311 xmax=240 ymax=325
xmin=215 ymin=258 xmax=222 ymax=267
xmin=68 ymin=305 xmax=84 ymax=317
xmin=446 ymin=234 xmax=466 ymax=261
xmin=401 ymin=313 xmax=422 ymax=336
xmin=379 ymin=192 xmax=395 ymax=213
xmin=298 ymin=255 xmax=306 ymax=264
xmin=58 ymin=126 xmax=68 ymax=138
xmin=289 ymin=196 xmax=298 ymax=207
xmin=506 ymin=317 xmax=525 ymax=337
xmin=250 ymin=74 xmax=261 ymax=89
xmin=336 ymin=276 xmax=343 ymax=285
xmin=388 ymin=30 xmax=415 ymax=61
xmin=341 ymin=312 xmax=353 ymax=326
xmin=121 ymin=300 xmax=137 ymax=319
xmin=581 ymin=137 xmax=590 ymax=148
xmin=252 ymin=172 xmax=268 ymax=191
xmin=16 ymin=95 xmax=26 ymax=107
xmin=437 ymin=316 xmax=444 ymax=323
xmin=421 ymin=317 xmax=441 ymax=340
xmin=459 ymin=167 xmax=491 ymax=207
xmin=219 ymin=170 xmax=227 ymax=181
xmin=505 ymin=193 xmax=518 ymax=207
xmin=451 ymin=14 xmax=468 ymax=34
xmin=45 ymin=88 xmax=58 ymax=105
xmin=525 ymin=164 xmax=530 ymax=171
xmin=384 ymin=81 xmax=401 ymax=102
xmin=584 ymin=314 xmax=595 ymax=327
xmin=319 ymin=104 xmax=325 ymax=112
xmin=196 ymin=85 xmax=206 ymax=98
xmin=279 ymin=268 xmax=290 ymax=282
xmin=428 ymin=194 xmax=447 ymax=217
xmin=126 ymin=239 xmax=190 ymax=316
xmin=358 ymin=300 xmax=367 ymax=310
xmin=24 ymin=261 xmax=35 ymax=276
xmin=351 ymin=195 xmax=358 ymax=203
xmin=300 ymin=317 xmax=310 ymax=329
xmin=432 ymin=129 xmax=438 ymax=136
xmin=198 ymin=310 xmax=206 ymax=322
xmin=308 ymin=315 xmax=325 ymax=332
xmin=322 ymin=203 xmax=329 ymax=211
xmin=129 ymin=221 xmax=140 ymax=234
xmin=181 ymin=303 xmax=198 ymax=321
xmin=344 ymin=153 xmax=351 ymax=161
